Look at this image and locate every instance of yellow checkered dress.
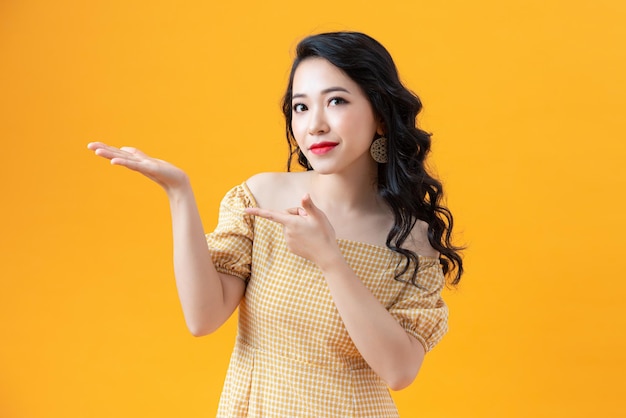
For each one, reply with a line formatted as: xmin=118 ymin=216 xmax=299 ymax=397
xmin=206 ymin=183 xmax=448 ymax=417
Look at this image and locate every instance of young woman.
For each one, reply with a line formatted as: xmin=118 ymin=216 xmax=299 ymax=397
xmin=88 ymin=31 xmax=463 ymax=417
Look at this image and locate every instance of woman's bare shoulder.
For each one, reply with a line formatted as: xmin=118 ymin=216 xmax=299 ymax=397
xmin=245 ymin=171 xmax=310 ymax=210
xmin=406 ymin=220 xmax=440 ymax=258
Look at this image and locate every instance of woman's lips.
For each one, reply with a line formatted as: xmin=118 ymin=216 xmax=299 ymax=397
xmin=309 ymin=142 xmax=338 ymax=155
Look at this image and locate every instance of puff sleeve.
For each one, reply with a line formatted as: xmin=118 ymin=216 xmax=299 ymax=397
xmin=388 ymin=259 xmax=449 ymax=352
xmin=205 ymin=184 xmax=256 ymax=283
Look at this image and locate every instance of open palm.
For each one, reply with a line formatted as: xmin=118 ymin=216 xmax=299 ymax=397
xmin=87 ymin=142 xmax=188 ymax=192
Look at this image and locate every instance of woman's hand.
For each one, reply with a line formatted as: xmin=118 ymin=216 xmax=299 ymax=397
xmin=245 ymin=194 xmax=341 ymax=267
xmin=87 ymin=142 xmax=189 ymax=194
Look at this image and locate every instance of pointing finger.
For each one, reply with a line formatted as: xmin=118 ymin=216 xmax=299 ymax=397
xmin=244 ymin=207 xmax=292 ymax=225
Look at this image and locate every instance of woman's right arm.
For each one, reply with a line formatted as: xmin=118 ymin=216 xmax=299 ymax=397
xmin=88 ymin=142 xmax=245 ymax=336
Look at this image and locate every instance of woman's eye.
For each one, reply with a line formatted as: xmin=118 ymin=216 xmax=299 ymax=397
xmin=329 ymin=97 xmax=347 ymax=106
xmin=293 ymin=103 xmax=307 ymax=113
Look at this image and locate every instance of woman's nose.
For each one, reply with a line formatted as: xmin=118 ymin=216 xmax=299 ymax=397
xmin=307 ymin=108 xmax=330 ymax=135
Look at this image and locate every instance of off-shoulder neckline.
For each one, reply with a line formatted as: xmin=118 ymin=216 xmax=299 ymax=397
xmin=239 ymin=182 xmax=440 ymax=264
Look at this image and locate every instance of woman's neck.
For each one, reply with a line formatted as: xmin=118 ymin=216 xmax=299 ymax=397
xmin=307 ymin=167 xmax=383 ymax=215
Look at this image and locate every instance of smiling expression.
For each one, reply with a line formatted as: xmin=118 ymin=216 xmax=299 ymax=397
xmin=290 ymin=57 xmax=383 ymax=175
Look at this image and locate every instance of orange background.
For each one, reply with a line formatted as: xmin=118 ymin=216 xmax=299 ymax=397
xmin=1 ymin=0 xmax=625 ymax=417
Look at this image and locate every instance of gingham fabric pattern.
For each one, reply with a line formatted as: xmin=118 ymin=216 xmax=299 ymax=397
xmin=206 ymin=183 xmax=448 ymax=418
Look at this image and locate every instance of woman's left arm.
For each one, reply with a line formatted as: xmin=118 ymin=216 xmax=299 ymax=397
xmin=245 ymin=194 xmax=425 ymax=390
xmin=318 ymin=250 xmax=425 ymax=390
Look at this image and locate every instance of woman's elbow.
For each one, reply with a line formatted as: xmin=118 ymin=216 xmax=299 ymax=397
xmin=185 ymin=318 xmax=219 ymax=337
xmin=386 ymin=344 xmax=424 ymax=390
xmin=189 ymin=326 xmax=212 ymax=337
xmin=387 ymin=369 xmax=419 ymax=391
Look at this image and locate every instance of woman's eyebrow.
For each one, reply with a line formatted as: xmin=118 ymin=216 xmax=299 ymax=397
xmin=292 ymin=87 xmax=351 ymax=100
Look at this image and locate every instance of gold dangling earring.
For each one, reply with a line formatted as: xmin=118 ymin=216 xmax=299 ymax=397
xmin=370 ymin=136 xmax=388 ymax=164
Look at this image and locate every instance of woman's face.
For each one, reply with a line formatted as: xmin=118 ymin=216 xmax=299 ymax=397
xmin=290 ymin=57 xmax=382 ymax=175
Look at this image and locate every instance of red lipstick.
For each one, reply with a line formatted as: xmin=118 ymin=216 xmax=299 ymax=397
xmin=309 ymin=142 xmax=338 ymax=155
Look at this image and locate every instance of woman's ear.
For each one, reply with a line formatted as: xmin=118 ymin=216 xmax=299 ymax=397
xmin=376 ymin=119 xmax=386 ymax=136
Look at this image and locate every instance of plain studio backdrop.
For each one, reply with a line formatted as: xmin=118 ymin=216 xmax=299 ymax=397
xmin=1 ymin=0 xmax=625 ymax=417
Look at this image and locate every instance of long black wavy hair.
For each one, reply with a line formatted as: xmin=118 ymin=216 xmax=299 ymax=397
xmin=282 ymin=31 xmax=463 ymax=285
